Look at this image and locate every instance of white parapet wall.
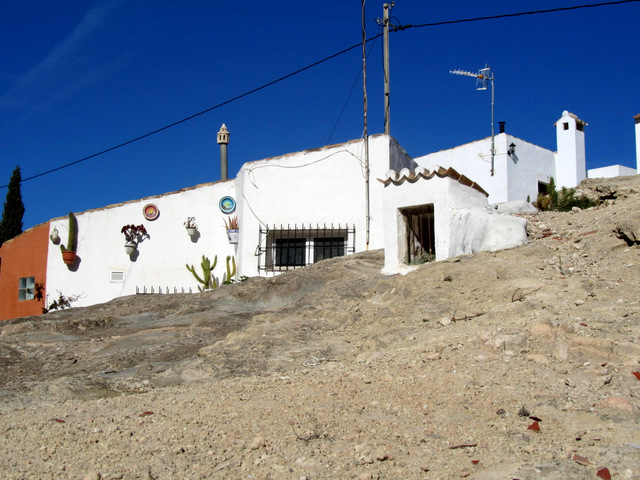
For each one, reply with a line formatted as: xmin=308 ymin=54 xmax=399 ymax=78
xmin=635 ymin=114 xmax=640 ymax=171
xmin=588 ymin=165 xmax=637 ymax=179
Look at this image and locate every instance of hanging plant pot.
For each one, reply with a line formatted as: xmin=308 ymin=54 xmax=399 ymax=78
xmin=186 ymin=226 xmax=197 ymax=237
xmin=226 ymin=229 xmax=239 ymax=244
xmin=61 ymin=250 xmax=77 ymax=265
xmin=124 ymin=241 xmax=137 ymax=255
xmin=50 ymin=228 xmax=60 ymax=244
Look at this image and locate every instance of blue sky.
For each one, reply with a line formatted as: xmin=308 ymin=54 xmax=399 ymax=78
xmin=2 ymin=0 xmax=639 ymax=230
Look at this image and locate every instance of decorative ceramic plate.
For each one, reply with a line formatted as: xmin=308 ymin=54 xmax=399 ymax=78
xmin=143 ymin=204 xmax=159 ymax=221
xmin=219 ymin=196 xmax=236 ymax=214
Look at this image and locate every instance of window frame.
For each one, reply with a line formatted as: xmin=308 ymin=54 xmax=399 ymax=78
xmin=18 ymin=276 xmax=35 ymax=301
xmin=258 ymin=224 xmax=355 ymax=272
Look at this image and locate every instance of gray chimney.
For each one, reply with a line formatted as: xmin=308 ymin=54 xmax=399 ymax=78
xmin=217 ymin=123 xmax=230 ymax=181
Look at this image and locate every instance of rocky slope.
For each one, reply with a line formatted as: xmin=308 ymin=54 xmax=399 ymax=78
xmin=2 ymin=176 xmax=640 ymax=479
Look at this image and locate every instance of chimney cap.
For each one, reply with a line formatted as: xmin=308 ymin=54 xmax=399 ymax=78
xmin=217 ymin=124 xmax=230 ymax=144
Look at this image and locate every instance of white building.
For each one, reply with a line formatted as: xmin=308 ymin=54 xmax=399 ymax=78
xmin=27 ymin=109 xmax=638 ymax=312
xmin=414 ymin=111 xmax=638 ymax=204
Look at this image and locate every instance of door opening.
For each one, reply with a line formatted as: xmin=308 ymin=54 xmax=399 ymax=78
xmin=401 ymin=204 xmax=435 ymax=264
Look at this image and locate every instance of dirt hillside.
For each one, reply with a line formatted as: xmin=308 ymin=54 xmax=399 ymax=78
xmin=2 ymin=176 xmax=640 ymax=480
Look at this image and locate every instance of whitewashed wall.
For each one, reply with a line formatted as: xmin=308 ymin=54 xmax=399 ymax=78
xmin=635 ymin=115 xmax=640 ymax=171
xmin=380 ymin=170 xmax=489 ymax=274
xmin=588 ymin=165 xmax=637 ymax=178
xmin=46 ymin=181 xmax=237 ymax=308
xmin=414 ymin=137 xmax=508 ymax=202
xmin=235 ymin=134 xmax=413 ymax=276
xmin=504 ymin=137 xmax=556 ymax=202
xmin=414 ymin=133 xmax=556 ymax=203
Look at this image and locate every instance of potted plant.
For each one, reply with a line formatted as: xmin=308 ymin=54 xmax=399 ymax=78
xmin=224 ymin=215 xmax=239 ymax=244
xmin=60 ymin=212 xmax=77 ymax=264
xmin=184 ymin=217 xmax=198 ymax=236
xmin=50 ymin=227 xmax=60 ymax=244
xmin=121 ymin=224 xmax=148 ymax=254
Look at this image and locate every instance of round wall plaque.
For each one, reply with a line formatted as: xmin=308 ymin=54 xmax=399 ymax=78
xmin=219 ymin=196 xmax=236 ymax=214
xmin=143 ymin=204 xmax=159 ymax=221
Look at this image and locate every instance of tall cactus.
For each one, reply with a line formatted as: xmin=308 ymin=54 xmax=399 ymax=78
xmin=60 ymin=212 xmax=77 ymax=252
xmin=186 ymin=255 xmax=218 ymax=291
xmin=223 ymin=255 xmax=236 ymax=284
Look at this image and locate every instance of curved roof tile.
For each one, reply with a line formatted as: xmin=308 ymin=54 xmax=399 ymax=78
xmin=377 ymin=166 xmax=489 ymax=197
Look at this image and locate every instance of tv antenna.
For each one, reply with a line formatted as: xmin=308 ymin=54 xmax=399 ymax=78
xmin=450 ymin=65 xmax=495 ymax=176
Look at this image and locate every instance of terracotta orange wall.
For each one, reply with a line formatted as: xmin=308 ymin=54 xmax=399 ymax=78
xmin=0 ymin=222 xmax=49 ymax=321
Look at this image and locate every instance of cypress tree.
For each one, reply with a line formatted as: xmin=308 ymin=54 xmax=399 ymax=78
xmin=0 ymin=166 xmax=25 ymax=246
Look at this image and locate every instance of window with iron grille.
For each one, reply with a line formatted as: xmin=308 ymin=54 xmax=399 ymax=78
xmin=275 ymin=238 xmax=306 ymax=267
xmin=18 ymin=276 xmax=35 ymax=301
xmin=314 ymin=237 xmax=345 ymax=262
xmin=258 ymin=224 xmax=356 ymax=272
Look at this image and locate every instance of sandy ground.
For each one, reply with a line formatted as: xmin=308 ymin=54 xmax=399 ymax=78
xmin=2 ymin=176 xmax=640 ymax=479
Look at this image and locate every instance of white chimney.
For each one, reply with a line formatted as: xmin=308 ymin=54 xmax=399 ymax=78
xmin=555 ymin=110 xmax=587 ymax=189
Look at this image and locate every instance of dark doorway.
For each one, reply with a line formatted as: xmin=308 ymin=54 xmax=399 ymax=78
xmin=401 ymin=204 xmax=435 ymax=264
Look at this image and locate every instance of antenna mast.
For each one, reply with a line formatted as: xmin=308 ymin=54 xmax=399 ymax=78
xmin=450 ymin=65 xmax=496 ymax=176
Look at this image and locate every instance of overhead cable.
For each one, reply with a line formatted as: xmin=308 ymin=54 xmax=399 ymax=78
xmin=4 ymin=0 xmax=638 ymax=188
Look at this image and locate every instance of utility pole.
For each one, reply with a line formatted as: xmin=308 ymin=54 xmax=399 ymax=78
xmin=379 ymin=2 xmax=395 ymax=136
xmin=362 ymin=0 xmax=370 ymax=249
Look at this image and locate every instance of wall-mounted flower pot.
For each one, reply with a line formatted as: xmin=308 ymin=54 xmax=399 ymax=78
xmin=186 ymin=227 xmax=197 ymax=237
xmin=50 ymin=228 xmax=60 ymax=244
xmin=61 ymin=250 xmax=77 ymax=264
xmin=227 ymin=229 xmax=239 ymax=244
xmin=124 ymin=241 xmax=137 ymax=255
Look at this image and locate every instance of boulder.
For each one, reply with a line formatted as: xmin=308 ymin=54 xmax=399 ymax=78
xmin=452 ymin=209 xmax=528 ymax=256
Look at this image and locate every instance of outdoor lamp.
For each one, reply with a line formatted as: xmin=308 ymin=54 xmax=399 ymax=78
xmin=508 ymin=143 xmax=516 ymax=156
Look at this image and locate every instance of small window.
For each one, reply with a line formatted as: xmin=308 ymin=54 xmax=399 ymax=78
xmin=314 ymin=237 xmax=345 ymax=262
xmin=563 ymin=122 xmax=569 ymax=131
xmin=258 ymin=224 xmax=356 ymax=272
xmin=110 ymin=271 xmax=125 ymax=282
xmin=576 ymin=123 xmax=584 ymax=132
xmin=18 ymin=277 xmax=35 ymax=301
xmin=538 ymin=181 xmax=549 ymax=195
xmin=275 ymin=238 xmax=306 ymax=267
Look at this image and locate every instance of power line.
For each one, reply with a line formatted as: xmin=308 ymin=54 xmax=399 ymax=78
xmin=3 ymin=0 xmax=638 ymax=189
xmin=399 ymin=0 xmax=640 ymax=30
xmin=9 ymin=38 xmax=378 ymax=187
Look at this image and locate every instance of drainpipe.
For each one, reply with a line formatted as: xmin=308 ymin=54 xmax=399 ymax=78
xmin=217 ymin=124 xmax=230 ymax=181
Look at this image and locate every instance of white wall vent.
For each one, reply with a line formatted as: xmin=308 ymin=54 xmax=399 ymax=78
xmin=110 ymin=271 xmax=125 ymax=283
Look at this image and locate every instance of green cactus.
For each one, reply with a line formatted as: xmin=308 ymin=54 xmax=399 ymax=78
xmin=222 ymin=255 xmax=237 ymax=284
xmin=186 ymin=255 xmax=218 ymax=291
xmin=60 ymin=212 xmax=77 ymax=252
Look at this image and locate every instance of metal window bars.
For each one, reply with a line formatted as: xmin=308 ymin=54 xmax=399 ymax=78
xmin=257 ymin=223 xmax=356 ymax=272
